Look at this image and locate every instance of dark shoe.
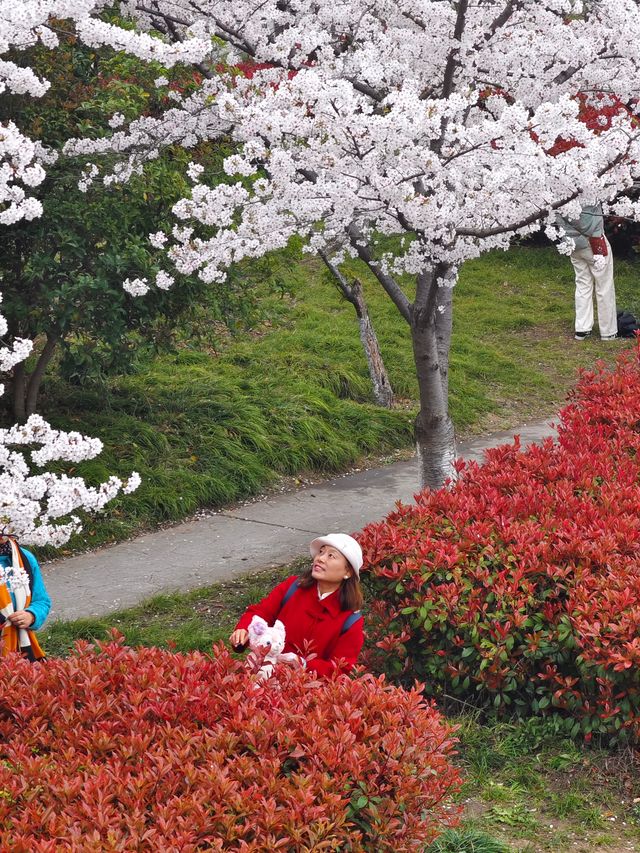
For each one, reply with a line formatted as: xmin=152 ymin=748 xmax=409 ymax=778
xmin=574 ymin=330 xmax=591 ymax=340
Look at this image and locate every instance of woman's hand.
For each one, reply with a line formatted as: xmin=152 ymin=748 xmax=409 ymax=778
xmin=8 ymin=610 xmax=35 ymax=630
xmin=229 ymin=628 xmax=249 ymax=650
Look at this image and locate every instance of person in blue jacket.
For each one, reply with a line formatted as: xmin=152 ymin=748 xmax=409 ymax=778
xmin=0 ymin=537 xmax=50 ymax=660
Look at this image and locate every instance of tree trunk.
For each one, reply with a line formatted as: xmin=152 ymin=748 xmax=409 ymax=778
xmin=12 ymin=361 xmax=27 ymax=424
xmin=339 ymin=231 xmax=456 ymax=489
xmin=411 ymin=267 xmax=456 ymax=490
xmin=351 ymin=279 xmax=394 ymax=408
xmin=319 ymin=251 xmax=394 ymax=407
xmin=435 ymin=271 xmax=454 ymax=403
xmin=12 ymin=332 xmax=59 ymax=422
xmin=25 ymin=332 xmax=58 ymax=418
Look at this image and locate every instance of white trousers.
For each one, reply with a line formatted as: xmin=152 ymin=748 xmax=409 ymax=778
xmin=569 ymin=238 xmax=617 ymax=338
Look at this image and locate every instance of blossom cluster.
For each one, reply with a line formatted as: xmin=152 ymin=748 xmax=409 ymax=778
xmin=0 ymin=561 xmax=30 ymax=592
xmin=0 ymin=0 xmax=215 ymax=222
xmin=0 ymin=1 xmax=144 ymax=547
xmin=7 ymin=4 xmax=640 ymax=281
xmin=54 ymin=0 xmax=640 ymax=288
xmin=0 ymin=539 xmax=30 ymax=592
xmin=0 ymin=416 xmax=141 ymax=546
xmin=0 ymin=122 xmax=47 ymax=225
xmin=0 ymin=2 xmax=93 ymax=222
xmin=122 ymin=276 xmax=149 ymax=296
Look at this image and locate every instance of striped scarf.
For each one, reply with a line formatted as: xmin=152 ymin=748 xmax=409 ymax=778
xmin=0 ymin=538 xmax=45 ymax=661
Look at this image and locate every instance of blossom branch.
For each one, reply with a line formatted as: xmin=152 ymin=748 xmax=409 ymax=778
xmin=346 ymin=224 xmax=411 ymax=323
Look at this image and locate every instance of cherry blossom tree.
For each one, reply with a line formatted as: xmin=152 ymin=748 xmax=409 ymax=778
xmin=64 ymin=0 xmax=640 ymax=489
xmin=10 ymin=1 xmax=640 ymax=492
xmin=0 ymin=1 xmax=211 ymax=227
xmin=0 ymin=2 xmax=140 ymax=547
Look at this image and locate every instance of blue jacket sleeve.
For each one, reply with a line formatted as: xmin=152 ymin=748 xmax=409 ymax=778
xmin=22 ymin=549 xmax=51 ymax=630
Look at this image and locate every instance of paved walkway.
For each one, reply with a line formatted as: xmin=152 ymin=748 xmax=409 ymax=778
xmin=43 ymin=419 xmax=557 ymax=622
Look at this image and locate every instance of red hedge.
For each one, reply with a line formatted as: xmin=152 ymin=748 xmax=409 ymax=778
xmin=360 ymin=342 xmax=640 ymax=742
xmin=0 ymin=637 xmax=461 ymax=851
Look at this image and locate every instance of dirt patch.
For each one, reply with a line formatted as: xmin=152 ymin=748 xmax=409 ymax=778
xmin=461 ymin=747 xmax=640 ymax=852
xmin=463 ymin=795 xmax=639 ymax=852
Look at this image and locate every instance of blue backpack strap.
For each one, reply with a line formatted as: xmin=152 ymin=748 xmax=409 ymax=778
xmin=280 ymin=581 xmax=361 ymax=635
xmin=280 ymin=577 xmax=299 ymax=610
xmin=341 ymin=611 xmax=363 ymax=635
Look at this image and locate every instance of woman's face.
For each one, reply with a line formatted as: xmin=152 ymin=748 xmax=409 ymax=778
xmin=311 ymin=544 xmax=351 ymax=586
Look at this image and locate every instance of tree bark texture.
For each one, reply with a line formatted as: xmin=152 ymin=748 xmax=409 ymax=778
xmin=411 ymin=267 xmax=456 ymax=490
xmin=12 ymin=332 xmax=59 ymax=422
xmin=319 ymin=251 xmax=394 ymax=408
xmin=332 ymin=236 xmax=456 ymax=490
xmin=351 ymin=279 xmax=394 ymax=409
xmin=12 ymin=361 xmax=27 ymax=424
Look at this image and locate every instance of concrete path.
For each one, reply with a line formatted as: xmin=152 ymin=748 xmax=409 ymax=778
xmin=43 ymin=419 xmax=557 ymax=622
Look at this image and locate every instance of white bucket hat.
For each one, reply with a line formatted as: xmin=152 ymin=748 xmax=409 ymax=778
xmin=309 ymin=533 xmax=363 ymax=578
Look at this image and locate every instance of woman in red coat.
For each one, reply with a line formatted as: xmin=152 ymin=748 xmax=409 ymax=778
xmin=229 ymin=533 xmax=364 ymax=677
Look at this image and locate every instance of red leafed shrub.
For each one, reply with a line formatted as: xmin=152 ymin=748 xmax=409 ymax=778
xmin=361 ymin=342 xmax=640 ymax=743
xmin=0 ymin=637 xmax=461 ymax=852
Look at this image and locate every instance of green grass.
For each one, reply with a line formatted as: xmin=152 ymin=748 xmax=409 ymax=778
xmin=29 ymin=245 xmax=640 ymax=556
xmin=41 ymin=563 xmax=296 ymax=657
xmin=455 ymin=714 xmax=640 ymax=851
xmin=426 ymin=827 xmax=510 ymax=852
xmin=42 ymin=563 xmax=640 ymax=853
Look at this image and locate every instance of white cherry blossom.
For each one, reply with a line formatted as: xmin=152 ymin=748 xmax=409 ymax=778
xmin=155 ymin=270 xmax=174 ymax=290
xmin=123 ymin=276 xmax=150 ymax=296
xmin=0 ymin=0 xmax=144 ymax=546
xmin=5 ymin=0 xmax=640 ymax=496
xmin=0 ymin=415 xmax=141 ymax=546
xmin=77 ymin=0 xmax=635 ymax=487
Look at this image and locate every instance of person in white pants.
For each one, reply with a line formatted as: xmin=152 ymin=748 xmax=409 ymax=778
xmin=556 ymin=204 xmax=618 ymax=341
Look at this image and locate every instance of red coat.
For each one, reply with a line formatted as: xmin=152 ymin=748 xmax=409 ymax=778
xmin=235 ymin=575 xmax=364 ymax=677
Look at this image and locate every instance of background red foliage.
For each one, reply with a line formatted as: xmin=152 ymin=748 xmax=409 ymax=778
xmin=361 ymin=342 xmax=640 ymax=742
xmin=544 ymin=92 xmax=638 ymax=155
xmin=0 ymin=637 xmax=461 ymax=851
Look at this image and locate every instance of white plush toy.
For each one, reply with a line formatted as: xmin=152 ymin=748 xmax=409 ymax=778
xmin=247 ymin=615 xmax=289 ymax=680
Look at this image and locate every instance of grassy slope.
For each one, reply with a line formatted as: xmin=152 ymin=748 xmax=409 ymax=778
xmin=36 ymin=245 xmax=640 ymax=556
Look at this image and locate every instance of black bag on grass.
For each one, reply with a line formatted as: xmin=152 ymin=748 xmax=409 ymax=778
xmin=617 ymin=310 xmax=640 ymax=338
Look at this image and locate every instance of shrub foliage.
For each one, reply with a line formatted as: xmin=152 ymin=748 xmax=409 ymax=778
xmin=0 ymin=637 xmax=461 ymax=851
xmin=361 ymin=342 xmax=640 ymax=742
